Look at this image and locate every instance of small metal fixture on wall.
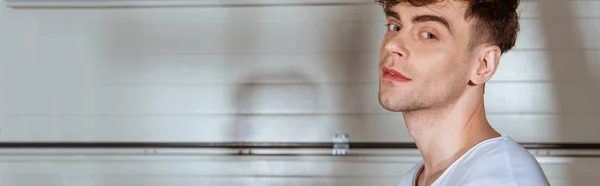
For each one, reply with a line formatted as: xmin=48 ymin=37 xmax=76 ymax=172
xmin=332 ymin=133 xmax=349 ymax=156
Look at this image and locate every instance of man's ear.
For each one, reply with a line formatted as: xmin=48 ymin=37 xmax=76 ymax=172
xmin=470 ymin=45 xmax=501 ymax=85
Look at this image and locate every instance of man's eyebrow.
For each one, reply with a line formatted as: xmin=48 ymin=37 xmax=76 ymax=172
xmin=412 ymin=15 xmax=453 ymax=34
xmin=385 ymin=9 xmax=401 ymax=21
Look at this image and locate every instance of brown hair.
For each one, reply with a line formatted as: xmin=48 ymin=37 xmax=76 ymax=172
xmin=376 ymin=0 xmax=520 ymax=54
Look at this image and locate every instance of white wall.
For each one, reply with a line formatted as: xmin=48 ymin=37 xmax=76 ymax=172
xmin=1 ymin=0 xmax=600 ymax=185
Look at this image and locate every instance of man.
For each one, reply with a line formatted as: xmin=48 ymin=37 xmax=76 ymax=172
xmin=375 ymin=0 xmax=550 ymax=185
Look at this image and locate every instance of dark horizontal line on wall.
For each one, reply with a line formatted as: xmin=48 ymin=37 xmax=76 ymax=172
xmin=0 ymin=142 xmax=598 ymax=150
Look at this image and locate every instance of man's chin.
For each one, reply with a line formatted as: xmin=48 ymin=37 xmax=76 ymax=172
xmin=378 ymin=99 xmax=405 ymax=112
xmin=382 ymin=107 xmax=402 ymax=112
xmin=381 ymin=105 xmax=405 ymax=112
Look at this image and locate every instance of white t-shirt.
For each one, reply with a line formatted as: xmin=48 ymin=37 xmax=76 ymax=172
xmin=398 ymin=134 xmax=550 ymax=186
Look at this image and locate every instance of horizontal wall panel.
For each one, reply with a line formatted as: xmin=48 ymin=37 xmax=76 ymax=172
xmin=0 ymin=83 xmax=564 ymax=114
xmin=61 ymin=177 xmax=399 ymax=186
xmin=2 ymin=114 xmax=599 ymax=143
xmin=0 ymin=175 xmax=63 ymax=186
xmin=0 ymin=157 xmax=410 ymax=176
xmin=522 ymin=1 xmax=600 ymax=18
xmin=0 ymin=114 xmax=409 ymax=142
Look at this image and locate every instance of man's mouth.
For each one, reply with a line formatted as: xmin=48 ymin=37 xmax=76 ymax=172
xmin=382 ymin=67 xmax=412 ymax=82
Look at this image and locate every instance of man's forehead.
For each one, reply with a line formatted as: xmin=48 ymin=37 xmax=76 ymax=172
xmin=388 ymin=1 xmax=468 ymax=21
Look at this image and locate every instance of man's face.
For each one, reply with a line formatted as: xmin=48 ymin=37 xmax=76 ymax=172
xmin=378 ymin=1 xmax=475 ymax=112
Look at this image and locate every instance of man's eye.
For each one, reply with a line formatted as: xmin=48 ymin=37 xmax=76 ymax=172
xmin=421 ymin=31 xmax=437 ymax=39
xmin=386 ymin=24 xmax=401 ymax=32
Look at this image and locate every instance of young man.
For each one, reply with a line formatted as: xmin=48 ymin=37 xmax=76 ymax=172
xmin=376 ymin=0 xmax=550 ymax=185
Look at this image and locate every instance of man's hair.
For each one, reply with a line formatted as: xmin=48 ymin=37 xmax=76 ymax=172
xmin=376 ymin=0 xmax=520 ymax=54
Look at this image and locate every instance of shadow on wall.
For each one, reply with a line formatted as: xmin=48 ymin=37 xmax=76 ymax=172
xmin=539 ymin=0 xmax=600 ymax=143
xmin=221 ymin=6 xmax=321 ymax=143
xmin=538 ymin=0 xmax=600 ymax=185
xmin=229 ymin=4 xmax=379 ymax=144
xmin=231 ymin=72 xmax=319 ymax=142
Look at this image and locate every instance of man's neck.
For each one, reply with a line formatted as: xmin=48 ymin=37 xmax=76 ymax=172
xmin=404 ymin=93 xmax=500 ymax=185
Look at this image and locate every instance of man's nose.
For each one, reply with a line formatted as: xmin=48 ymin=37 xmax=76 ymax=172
xmin=383 ymin=32 xmax=410 ymax=59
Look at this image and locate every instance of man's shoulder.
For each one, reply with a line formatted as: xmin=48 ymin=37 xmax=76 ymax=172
xmin=448 ymin=135 xmax=550 ymax=186
xmin=470 ymin=135 xmax=544 ymax=171
xmin=468 ymin=134 xmax=538 ymax=164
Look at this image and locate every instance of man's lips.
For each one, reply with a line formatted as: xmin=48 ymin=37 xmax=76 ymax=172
xmin=382 ymin=67 xmax=412 ymax=82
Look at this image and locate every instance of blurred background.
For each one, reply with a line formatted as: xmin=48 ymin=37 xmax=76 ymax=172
xmin=0 ymin=0 xmax=599 ymax=185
